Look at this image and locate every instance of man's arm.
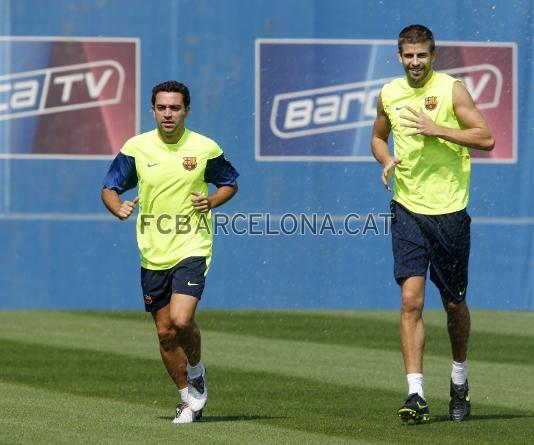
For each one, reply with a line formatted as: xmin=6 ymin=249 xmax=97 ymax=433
xmin=191 ymin=184 xmax=238 ymax=213
xmin=400 ymin=82 xmax=495 ymax=151
xmin=371 ymin=92 xmax=401 ymax=191
xmin=450 ymin=81 xmax=495 ymax=150
xmin=194 ymin=152 xmax=239 ymax=212
xmin=101 ymin=152 xmax=139 ymax=220
xmin=101 ymin=188 xmax=139 ymax=220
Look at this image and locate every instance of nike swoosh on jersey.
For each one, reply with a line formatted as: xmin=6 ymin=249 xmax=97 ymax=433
xmin=147 ymin=162 xmax=159 ymax=167
xmin=187 ymin=281 xmax=200 ymax=286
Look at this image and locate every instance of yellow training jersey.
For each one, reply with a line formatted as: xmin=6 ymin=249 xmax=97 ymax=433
xmin=381 ymin=71 xmax=470 ymax=215
xmin=103 ymin=129 xmax=239 ymax=270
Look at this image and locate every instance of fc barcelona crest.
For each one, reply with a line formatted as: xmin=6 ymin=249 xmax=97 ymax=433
xmin=424 ymin=96 xmax=438 ymax=111
xmin=182 ymin=157 xmax=197 ymax=171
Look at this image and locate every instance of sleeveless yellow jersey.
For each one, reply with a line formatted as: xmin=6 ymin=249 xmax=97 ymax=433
xmin=103 ymin=129 xmax=239 ymax=270
xmin=381 ymin=71 xmax=470 ymax=215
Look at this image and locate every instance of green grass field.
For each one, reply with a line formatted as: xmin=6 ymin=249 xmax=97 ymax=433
xmin=1 ymin=310 xmax=533 ymax=444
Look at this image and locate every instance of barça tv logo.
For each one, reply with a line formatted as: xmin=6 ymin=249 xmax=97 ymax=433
xmin=255 ymin=39 xmax=516 ymax=163
xmin=0 ymin=37 xmax=139 ymax=158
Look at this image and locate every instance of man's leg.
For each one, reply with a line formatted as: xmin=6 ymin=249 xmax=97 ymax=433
xmin=400 ymin=275 xmax=426 ymax=376
xmin=442 ymin=298 xmax=470 ymax=363
xmin=169 ymin=293 xmax=207 ymax=413
xmin=397 ymin=275 xmax=430 ymax=424
xmin=442 ymin=296 xmax=471 ymax=421
xmin=152 ymin=304 xmax=188 ymax=390
xmin=152 ymin=304 xmax=198 ymax=424
xmin=390 ymin=201 xmax=430 ymax=423
xmin=169 ymin=293 xmax=201 ymax=366
xmin=429 ymin=208 xmax=471 ymax=421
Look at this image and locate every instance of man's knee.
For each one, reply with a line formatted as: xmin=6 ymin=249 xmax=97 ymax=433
xmin=156 ymin=325 xmax=176 ymax=350
xmin=401 ymin=289 xmax=424 ymax=314
xmin=444 ymin=299 xmax=468 ymax=314
xmin=170 ymin=313 xmax=194 ymax=332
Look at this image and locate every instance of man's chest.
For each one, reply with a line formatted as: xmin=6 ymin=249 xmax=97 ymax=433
xmin=136 ymin=147 xmax=208 ymax=186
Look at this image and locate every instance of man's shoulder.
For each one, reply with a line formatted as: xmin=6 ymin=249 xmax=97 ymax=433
xmin=381 ymin=76 xmax=408 ymax=97
xmin=121 ymin=130 xmax=157 ymax=156
xmin=434 ymin=71 xmax=462 ymax=86
xmin=127 ymin=129 xmax=158 ymax=145
xmin=382 ymin=76 xmax=406 ymax=90
xmin=186 ymin=129 xmax=218 ymax=146
xmin=380 ymin=77 xmax=409 ymax=109
xmin=184 ymin=129 xmax=222 ymax=157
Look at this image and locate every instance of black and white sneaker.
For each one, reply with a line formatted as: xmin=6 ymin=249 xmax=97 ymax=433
xmin=172 ymin=402 xmax=202 ymax=424
xmin=449 ymin=379 xmax=471 ymax=421
xmin=398 ymin=393 xmax=430 ymax=424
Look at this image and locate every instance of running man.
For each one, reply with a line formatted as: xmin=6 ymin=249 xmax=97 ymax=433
xmin=371 ymin=25 xmax=494 ymax=423
xmin=102 ymin=80 xmax=239 ymax=424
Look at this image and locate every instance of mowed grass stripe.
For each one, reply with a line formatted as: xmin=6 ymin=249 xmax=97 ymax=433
xmin=1 ymin=312 xmax=533 ymax=410
xmin=71 ymin=309 xmax=534 ymax=366
xmin=1 ymin=310 xmax=533 ymax=371
xmin=0 ymin=311 xmax=160 ymax=359
xmin=81 ymin=309 xmax=534 ymax=338
xmin=197 ymin=310 xmax=534 ymax=366
xmin=1 ymin=342 xmax=531 ymax=445
xmin=201 ymin=331 xmax=534 ymax=411
xmin=0 ymin=382 xmax=381 ymax=445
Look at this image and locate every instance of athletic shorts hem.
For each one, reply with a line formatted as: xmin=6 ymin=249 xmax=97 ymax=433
xmin=146 ymin=299 xmax=170 ymax=314
xmin=394 ymin=273 xmax=427 ymax=286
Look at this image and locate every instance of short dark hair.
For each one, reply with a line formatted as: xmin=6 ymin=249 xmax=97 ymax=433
xmin=398 ymin=24 xmax=435 ymax=53
xmin=151 ymin=81 xmax=190 ymax=108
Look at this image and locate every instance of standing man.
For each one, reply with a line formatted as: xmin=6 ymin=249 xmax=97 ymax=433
xmin=371 ymin=25 xmax=494 ymax=424
xmin=101 ymin=80 xmax=239 ymax=424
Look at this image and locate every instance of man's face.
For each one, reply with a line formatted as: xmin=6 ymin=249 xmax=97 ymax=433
xmin=398 ymin=42 xmax=435 ymax=87
xmin=152 ymin=92 xmax=189 ymax=139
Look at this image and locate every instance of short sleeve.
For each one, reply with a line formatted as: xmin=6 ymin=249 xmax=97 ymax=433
xmin=102 ymin=152 xmax=138 ymax=194
xmin=204 ymin=154 xmax=239 ymax=187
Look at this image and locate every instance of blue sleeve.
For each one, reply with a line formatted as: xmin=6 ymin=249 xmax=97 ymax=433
xmin=204 ymin=154 xmax=239 ymax=187
xmin=102 ymin=152 xmax=138 ymax=194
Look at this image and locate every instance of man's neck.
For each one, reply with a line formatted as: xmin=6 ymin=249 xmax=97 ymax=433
xmin=407 ymin=70 xmax=434 ymax=89
xmin=158 ymin=127 xmax=185 ymax=144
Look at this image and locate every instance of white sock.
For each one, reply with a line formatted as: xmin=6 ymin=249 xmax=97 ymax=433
xmin=179 ymin=387 xmax=189 ymax=403
xmin=187 ymin=361 xmax=204 ymax=379
xmin=451 ymin=360 xmax=468 ymax=385
xmin=406 ymin=373 xmax=424 ymax=399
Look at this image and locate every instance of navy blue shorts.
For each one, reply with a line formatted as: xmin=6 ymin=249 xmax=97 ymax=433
xmin=390 ymin=200 xmax=471 ymax=303
xmin=141 ymin=256 xmax=208 ymax=313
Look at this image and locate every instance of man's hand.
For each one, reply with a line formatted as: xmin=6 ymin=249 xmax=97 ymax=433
xmin=191 ymin=192 xmax=211 ymax=213
xmin=382 ymin=157 xmax=401 ymax=192
xmin=117 ymin=196 xmax=139 ymax=220
xmin=400 ymin=105 xmax=438 ymax=136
